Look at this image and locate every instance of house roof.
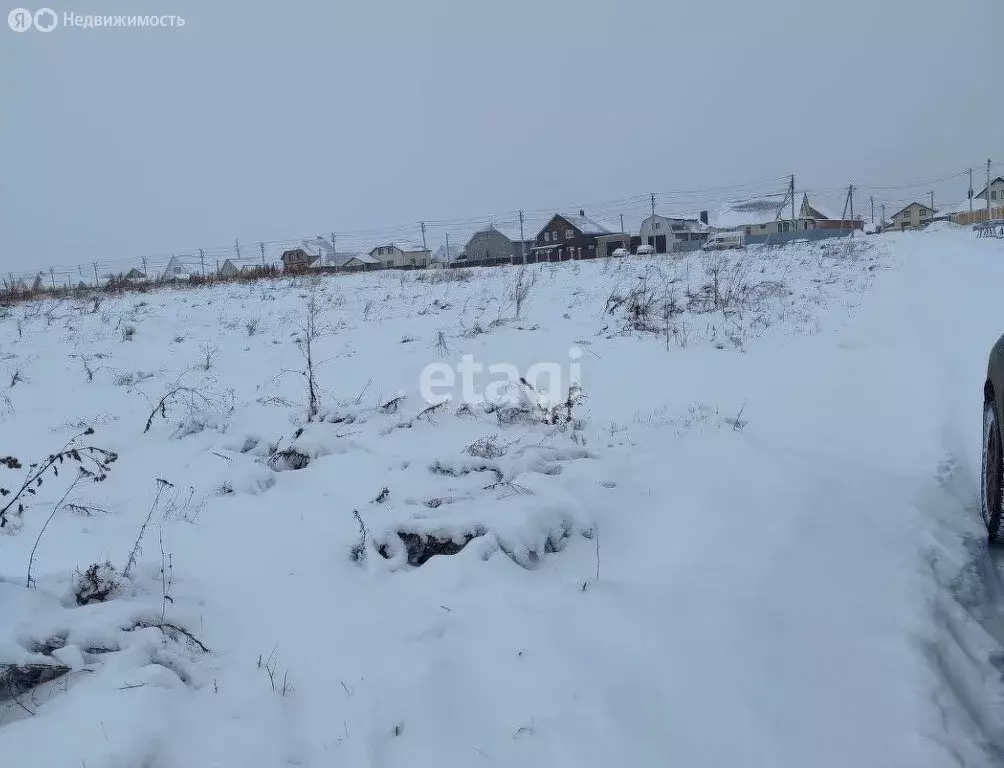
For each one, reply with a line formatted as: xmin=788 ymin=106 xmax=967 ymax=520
xmin=160 ymin=255 xmax=189 ymax=278
xmin=712 ymin=197 xmax=789 ymax=229
xmin=642 ymin=214 xmax=709 ymax=233
xmin=800 ymin=194 xmax=843 ymax=221
xmin=888 ymin=202 xmax=934 ymax=219
xmin=345 ymin=252 xmax=379 ymax=265
xmin=467 ymin=225 xmax=517 ymax=241
xmin=562 ymin=213 xmax=614 ymax=235
xmin=369 ymin=243 xmax=403 ymax=255
xmin=537 ymin=212 xmax=615 ymax=238
xmin=975 ymin=176 xmax=1004 ymax=199
xmin=369 ymin=242 xmax=429 ymax=255
xmin=942 ymin=198 xmax=985 ymax=216
xmin=433 ymin=243 xmax=463 ymax=262
xmin=712 ymin=192 xmax=848 ymax=229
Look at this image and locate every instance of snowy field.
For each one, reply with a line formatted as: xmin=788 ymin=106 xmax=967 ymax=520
xmin=2 ymin=230 xmax=1004 ymax=767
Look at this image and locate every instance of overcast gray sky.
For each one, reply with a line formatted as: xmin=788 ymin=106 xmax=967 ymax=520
xmin=2 ymin=0 xmax=1002 ymax=275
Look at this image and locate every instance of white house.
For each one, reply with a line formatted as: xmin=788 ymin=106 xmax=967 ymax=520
xmin=369 ymin=242 xmax=432 ymax=268
xmin=639 ymin=214 xmax=710 ymax=253
xmin=160 ymin=255 xmax=190 ymax=281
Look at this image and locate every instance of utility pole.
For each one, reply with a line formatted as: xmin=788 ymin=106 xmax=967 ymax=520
xmin=420 ymin=221 xmax=427 ymax=252
xmin=49 ymin=267 xmax=55 ymax=290
xmin=330 ymin=232 xmax=337 ymax=268
xmin=259 ymin=241 xmax=266 ymax=268
xmin=199 ymin=248 xmax=206 ymax=276
xmin=92 ymin=262 xmax=99 ymax=287
xmin=929 ymin=190 xmax=934 ymax=216
xmin=988 ymin=159 xmax=993 ymax=222
xmin=849 ymin=185 xmax=855 ymax=237
xmin=650 ymin=192 xmax=656 ymax=218
xmin=870 ymin=195 xmax=875 ymax=225
xmin=78 ymin=265 xmax=84 ymax=284
xmin=142 ymin=255 xmax=148 ymax=277
xmin=969 ymin=168 xmax=974 ymax=217
xmin=620 ymin=213 xmax=624 ymax=233
xmin=235 ymin=238 xmax=241 ymax=261
xmin=445 ymin=232 xmax=451 ymax=265
xmin=881 ymin=204 xmax=886 ymax=229
xmin=519 ymin=210 xmax=526 ymax=265
xmin=790 ymin=174 xmax=796 ymax=238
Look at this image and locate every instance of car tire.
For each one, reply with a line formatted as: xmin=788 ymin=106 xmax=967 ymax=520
xmin=982 ymin=399 xmax=1004 ymax=543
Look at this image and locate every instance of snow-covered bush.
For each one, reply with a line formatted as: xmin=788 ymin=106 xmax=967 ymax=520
xmin=71 ymin=561 xmax=129 ymax=606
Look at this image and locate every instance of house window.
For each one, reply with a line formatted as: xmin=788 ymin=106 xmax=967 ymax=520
xmin=565 ymin=229 xmax=573 ymax=239
xmin=745 ymin=227 xmax=752 ymax=235
xmin=992 ymin=191 xmax=998 ymax=201
xmin=653 ymin=222 xmax=660 ymax=230
xmin=543 ymin=232 xmax=549 ymax=242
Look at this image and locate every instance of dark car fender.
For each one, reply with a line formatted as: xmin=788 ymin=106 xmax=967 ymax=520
xmin=988 ymin=333 xmax=1004 ymax=424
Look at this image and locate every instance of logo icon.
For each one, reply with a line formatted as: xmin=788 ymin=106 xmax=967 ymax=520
xmin=33 ymin=7 xmax=56 ymax=31
xmin=8 ymin=7 xmax=33 ymax=31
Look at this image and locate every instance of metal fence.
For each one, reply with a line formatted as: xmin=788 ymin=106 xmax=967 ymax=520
xmin=745 ymin=228 xmax=864 ymax=246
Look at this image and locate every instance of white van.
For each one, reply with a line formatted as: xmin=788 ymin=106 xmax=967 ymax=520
xmin=701 ymin=230 xmax=745 ymax=251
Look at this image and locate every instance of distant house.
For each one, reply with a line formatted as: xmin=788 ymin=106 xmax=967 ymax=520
xmin=976 ymin=176 xmax=1004 ymax=205
xmin=369 ymin=243 xmax=431 ymax=269
xmin=532 ymin=211 xmax=614 ymax=261
xmin=124 ymin=268 xmax=147 ymax=281
xmin=433 ymin=242 xmax=463 ymax=266
xmin=715 ymin=193 xmax=861 ymax=238
xmin=161 ymin=256 xmax=190 ymax=281
xmin=888 ymin=202 xmax=936 ymax=231
xmin=280 ymin=248 xmax=317 ymax=273
xmin=463 ymin=226 xmax=532 ymax=264
xmin=281 ymin=237 xmax=380 ymax=273
xmin=344 ymin=254 xmax=381 ymax=271
xmin=218 ymin=259 xmax=240 ymax=279
xmin=295 ymin=237 xmax=362 ymax=270
xmin=639 ymin=212 xmax=710 ymax=254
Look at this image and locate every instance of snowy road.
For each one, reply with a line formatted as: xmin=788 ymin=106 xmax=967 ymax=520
xmin=2 ymin=230 xmax=1004 ymax=767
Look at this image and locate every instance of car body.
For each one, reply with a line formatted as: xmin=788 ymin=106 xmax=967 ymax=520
xmin=982 ymin=332 xmax=1004 ymax=541
xmin=635 ymin=244 xmax=656 ymax=256
xmin=702 ymin=230 xmax=746 ymax=251
xmin=611 ymin=248 xmax=629 ymax=257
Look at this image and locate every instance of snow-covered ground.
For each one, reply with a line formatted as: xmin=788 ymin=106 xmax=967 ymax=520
xmin=2 ymin=231 xmax=1003 ymax=767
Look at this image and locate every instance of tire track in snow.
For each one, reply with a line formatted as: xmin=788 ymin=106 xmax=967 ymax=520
xmin=896 ymin=233 xmax=1004 ymax=763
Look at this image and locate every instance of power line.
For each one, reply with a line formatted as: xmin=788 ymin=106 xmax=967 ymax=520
xmin=5 ymin=163 xmax=997 ymax=283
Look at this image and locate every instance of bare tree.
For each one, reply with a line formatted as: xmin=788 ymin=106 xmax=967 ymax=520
xmin=296 ymin=291 xmax=324 ymax=421
xmin=510 ymin=264 xmax=537 ymax=320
